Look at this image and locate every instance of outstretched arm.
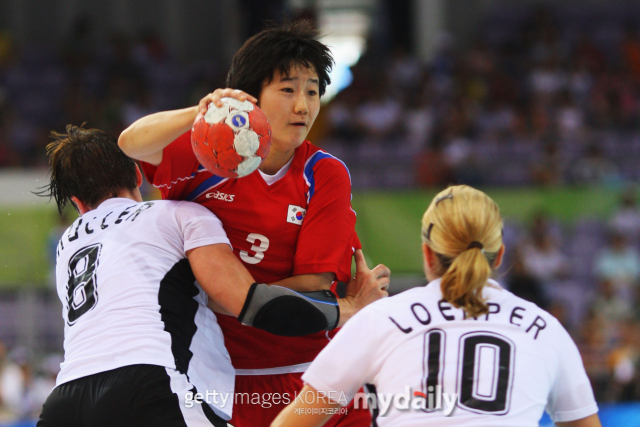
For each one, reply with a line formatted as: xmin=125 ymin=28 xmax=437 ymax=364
xmin=118 ymin=89 xmax=257 ymax=165
xmin=187 ymin=245 xmax=388 ymax=334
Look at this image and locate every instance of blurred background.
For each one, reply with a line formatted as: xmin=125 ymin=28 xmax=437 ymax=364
xmin=1 ymin=0 xmax=640 ymax=425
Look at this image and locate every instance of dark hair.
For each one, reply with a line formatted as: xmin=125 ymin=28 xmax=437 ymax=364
xmin=36 ymin=125 xmax=137 ymax=214
xmin=226 ymin=19 xmax=334 ymax=99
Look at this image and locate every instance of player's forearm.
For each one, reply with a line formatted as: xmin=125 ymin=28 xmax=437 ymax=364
xmin=118 ymin=106 xmax=199 ymax=165
xmin=337 ymin=298 xmax=356 ymax=327
xmin=269 ymin=272 xmax=334 ymax=292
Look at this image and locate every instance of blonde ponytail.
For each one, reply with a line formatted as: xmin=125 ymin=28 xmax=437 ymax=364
xmin=440 ymin=247 xmax=492 ymax=317
xmin=421 ymin=185 xmax=503 ymax=318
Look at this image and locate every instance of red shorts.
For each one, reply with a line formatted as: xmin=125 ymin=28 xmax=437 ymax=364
xmin=229 ymin=372 xmax=370 ymax=427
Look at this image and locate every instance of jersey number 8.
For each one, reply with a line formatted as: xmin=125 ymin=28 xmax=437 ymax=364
xmin=66 ymin=244 xmax=102 ymax=325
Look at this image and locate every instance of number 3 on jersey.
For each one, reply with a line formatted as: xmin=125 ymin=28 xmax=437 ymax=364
xmin=66 ymin=244 xmax=102 ymax=325
xmin=240 ymin=233 xmax=269 ymax=265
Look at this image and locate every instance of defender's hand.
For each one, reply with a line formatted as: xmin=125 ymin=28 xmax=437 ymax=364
xmin=198 ymin=88 xmax=258 ymax=114
xmin=346 ymin=250 xmax=390 ymax=311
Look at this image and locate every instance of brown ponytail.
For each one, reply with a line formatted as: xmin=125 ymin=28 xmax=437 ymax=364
xmin=421 ymin=186 xmax=503 ymax=318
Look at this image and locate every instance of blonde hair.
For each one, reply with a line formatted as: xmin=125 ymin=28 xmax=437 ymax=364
xmin=421 ymin=185 xmax=503 ymax=317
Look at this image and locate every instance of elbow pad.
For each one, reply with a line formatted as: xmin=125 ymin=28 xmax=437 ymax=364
xmin=238 ymin=283 xmax=339 ymax=337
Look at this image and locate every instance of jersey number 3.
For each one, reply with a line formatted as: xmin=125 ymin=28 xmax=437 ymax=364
xmin=240 ymin=233 xmax=269 ymax=265
xmin=66 ymin=244 xmax=102 ymax=325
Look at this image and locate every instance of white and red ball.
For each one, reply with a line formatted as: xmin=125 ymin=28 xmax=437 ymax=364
xmin=191 ymin=97 xmax=271 ymax=178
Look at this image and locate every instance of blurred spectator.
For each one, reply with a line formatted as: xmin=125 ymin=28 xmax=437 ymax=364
xmin=609 ymin=189 xmax=640 ymax=242
xmin=631 ymin=286 xmax=640 ymax=322
xmin=531 ymin=139 xmax=565 ymax=186
xmin=121 ymin=84 xmax=154 ymax=127
xmin=402 ymin=89 xmax=434 ymax=150
xmin=571 ymin=144 xmax=622 ymax=185
xmin=519 ymin=213 xmax=570 ymax=285
xmin=23 ymin=354 xmax=62 ymax=419
xmin=62 ymin=16 xmax=94 ymax=76
xmin=505 ymin=249 xmax=549 ymax=309
xmin=605 ymin=320 xmax=640 ymax=402
xmin=354 ymin=85 xmax=402 ymax=140
xmin=590 ymin=278 xmax=632 ymax=324
xmin=529 ymin=57 xmax=567 ymax=98
xmin=325 ymin=88 xmax=362 ymax=142
xmin=0 ymin=117 xmax=18 ymax=167
xmin=576 ymin=309 xmax=611 ymax=400
xmin=594 ymin=231 xmax=640 ymax=297
xmin=131 ymin=29 xmax=169 ymax=69
xmin=387 ymin=45 xmax=423 ymax=93
xmin=415 ymin=133 xmax=453 ymax=187
xmin=0 ymin=347 xmax=34 ymax=420
xmin=620 ymin=27 xmax=640 ymax=81
xmin=556 ymin=90 xmax=585 ymax=139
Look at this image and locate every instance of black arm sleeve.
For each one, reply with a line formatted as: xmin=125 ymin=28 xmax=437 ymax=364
xmin=237 ymin=283 xmax=340 ymax=336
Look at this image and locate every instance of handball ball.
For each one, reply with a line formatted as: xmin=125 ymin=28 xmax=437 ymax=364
xmin=191 ymin=97 xmax=271 ymax=178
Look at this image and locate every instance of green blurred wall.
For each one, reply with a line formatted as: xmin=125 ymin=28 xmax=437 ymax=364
xmin=0 ymin=187 xmax=624 ymax=287
xmin=352 ymin=187 xmax=620 ymax=275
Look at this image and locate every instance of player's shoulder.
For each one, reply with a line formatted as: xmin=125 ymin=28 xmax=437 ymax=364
xmin=122 ymin=199 xmax=216 ymax=223
xmin=492 ymin=284 xmax=559 ymax=322
xmin=489 ymin=284 xmax=571 ymax=346
xmin=171 ymin=199 xmax=219 ymax=218
xmin=300 ymin=141 xmax=351 ymax=182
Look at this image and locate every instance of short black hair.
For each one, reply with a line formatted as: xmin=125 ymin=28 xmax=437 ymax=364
xmin=226 ymin=19 xmax=334 ymax=99
xmin=37 ymin=125 xmax=137 ymax=214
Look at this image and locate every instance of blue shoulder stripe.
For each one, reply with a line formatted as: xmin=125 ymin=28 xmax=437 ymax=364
xmin=186 ymin=171 xmax=226 ymax=201
xmin=303 ymin=151 xmax=351 ymax=203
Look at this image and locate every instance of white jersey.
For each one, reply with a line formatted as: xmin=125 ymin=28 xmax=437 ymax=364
xmin=54 ymin=198 xmax=235 ymax=418
xmin=302 ymin=279 xmax=598 ymax=427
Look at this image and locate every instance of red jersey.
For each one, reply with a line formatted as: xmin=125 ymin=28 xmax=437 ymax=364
xmin=142 ymin=132 xmax=360 ymax=371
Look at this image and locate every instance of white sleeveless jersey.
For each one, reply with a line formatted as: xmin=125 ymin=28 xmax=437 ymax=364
xmin=54 ymin=198 xmax=235 ymax=418
xmin=303 ymin=279 xmax=598 ymax=427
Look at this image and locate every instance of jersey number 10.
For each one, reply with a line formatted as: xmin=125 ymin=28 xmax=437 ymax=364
xmin=423 ymin=329 xmax=515 ymax=415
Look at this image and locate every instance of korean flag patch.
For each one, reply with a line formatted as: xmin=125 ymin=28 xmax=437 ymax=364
xmin=287 ymin=205 xmax=306 ymax=225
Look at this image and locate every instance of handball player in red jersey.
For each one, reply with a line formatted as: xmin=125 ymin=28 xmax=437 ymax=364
xmin=119 ymin=20 xmax=375 ymax=427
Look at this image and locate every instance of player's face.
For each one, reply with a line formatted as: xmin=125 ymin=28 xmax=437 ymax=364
xmin=259 ymin=65 xmax=320 ymax=154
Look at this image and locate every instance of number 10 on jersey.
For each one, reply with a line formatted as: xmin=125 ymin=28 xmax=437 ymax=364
xmin=422 ymin=329 xmax=515 ymax=415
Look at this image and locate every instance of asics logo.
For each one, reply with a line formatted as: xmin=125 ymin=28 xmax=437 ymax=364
xmin=205 ymin=191 xmax=235 ymax=202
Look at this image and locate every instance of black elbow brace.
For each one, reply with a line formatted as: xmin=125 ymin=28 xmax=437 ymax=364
xmin=237 ymin=283 xmax=340 ymax=337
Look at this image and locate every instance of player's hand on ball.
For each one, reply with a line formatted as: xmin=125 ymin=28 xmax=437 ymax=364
xmin=199 ymin=88 xmax=258 ymax=114
xmin=192 ymin=95 xmax=271 ymax=178
xmin=346 ymin=249 xmax=390 ymax=311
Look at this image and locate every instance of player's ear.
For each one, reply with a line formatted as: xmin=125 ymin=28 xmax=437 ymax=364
xmin=493 ymin=244 xmax=505 ymax=269
xmin=71 ymin=197 xmax=91 ymax=215
xmin=422 ymin=244 xmax=437 ymax=279
xmin=135 ymin=164 xmax=143 ymax=188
